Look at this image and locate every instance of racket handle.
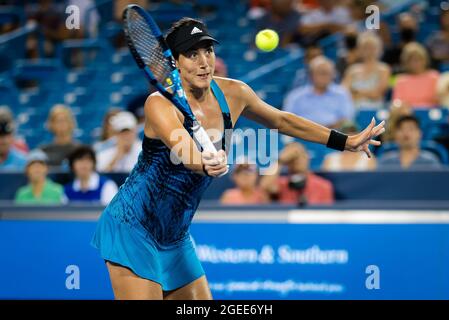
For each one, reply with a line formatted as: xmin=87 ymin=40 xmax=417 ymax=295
xmin=192 ymin=122 xmax=229 ymax=177
xmin=192 ymin=123 xmax=217 ymax=153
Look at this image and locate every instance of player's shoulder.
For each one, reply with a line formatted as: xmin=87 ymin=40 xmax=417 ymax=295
xmin=214 ymin=76 xmax=252 ymax=97
xmin=145 ymin=91 xmax=171 ymax=106
xmin=214 ymin=77 xmax=249 ymax=92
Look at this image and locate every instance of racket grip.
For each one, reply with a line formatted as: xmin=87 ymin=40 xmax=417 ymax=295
xmin=192 ymin=122 xmax=217 ymax=153
xmin=192 ymin=122 xmax=229 ymax=177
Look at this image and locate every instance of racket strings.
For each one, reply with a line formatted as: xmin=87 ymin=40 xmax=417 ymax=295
xmin=127 ymin=10 xmax=173 ymax=86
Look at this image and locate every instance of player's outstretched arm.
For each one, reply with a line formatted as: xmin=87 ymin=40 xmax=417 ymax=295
xmin=238 ymin=81 xmax=385 ymax=157
xmin=144 ymin=94 xmax=227 ymax=176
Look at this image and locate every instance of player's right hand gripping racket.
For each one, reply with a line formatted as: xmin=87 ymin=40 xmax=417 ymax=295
xmin=123 ymin=4 xmax=228 ymax=176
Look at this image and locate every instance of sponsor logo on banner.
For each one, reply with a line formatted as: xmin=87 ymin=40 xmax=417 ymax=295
xmin=196 ymin=244 xmax=349 ymax=265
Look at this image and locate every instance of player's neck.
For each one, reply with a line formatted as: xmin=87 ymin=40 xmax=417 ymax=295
xmin=186 ymin=85 xmax=211 ymax=103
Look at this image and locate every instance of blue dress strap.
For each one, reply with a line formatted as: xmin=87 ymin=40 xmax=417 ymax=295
xmin=211 ymin=79 xmax=230 ymax=117
xmin=210 ymin=79 xmax=233 ymax=151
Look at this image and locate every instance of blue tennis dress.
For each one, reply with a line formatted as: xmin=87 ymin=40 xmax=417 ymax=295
xmin=91 ymin=80 xmax=232 ymax=291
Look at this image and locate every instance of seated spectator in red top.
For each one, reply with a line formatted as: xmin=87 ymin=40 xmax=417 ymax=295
xmin=392 ymin=42 xmax=440 ymax=108
xmin=220 ymin=163 xmax=269 ymax=205
xmin=260 ymin=142 xmax=334 ymax=206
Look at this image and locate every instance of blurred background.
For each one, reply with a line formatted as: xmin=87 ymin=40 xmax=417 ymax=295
xmin=1 ymin=0 xmax=449 ymax=299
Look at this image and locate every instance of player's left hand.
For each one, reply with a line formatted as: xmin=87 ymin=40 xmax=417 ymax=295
xmin=345 ymin=117 xmax=385 ymax=158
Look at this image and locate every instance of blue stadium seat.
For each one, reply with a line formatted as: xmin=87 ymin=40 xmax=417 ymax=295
xmin=415 ymin=108 xmax=449 ymax=133
xmin=424 ymin=123 xmax=449 ymax=141
xmin=57 ymin=38 xmax=110 ymax=69
xmin=0 ymin=6 xmax=25 ymax=28
xmin=355 ymin=109 xmax=387 ymax=129
xmin=12 ymin=59 xmax=64 ymax=85
xmin=440 ymin=63 xmax=449 ymax=73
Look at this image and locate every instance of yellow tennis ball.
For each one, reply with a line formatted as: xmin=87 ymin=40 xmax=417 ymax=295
xmin=255 ymin=29 xmax=279 ymax=52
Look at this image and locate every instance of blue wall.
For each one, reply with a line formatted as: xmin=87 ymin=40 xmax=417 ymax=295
xmin=0 ymin=219 xmax=448 ymax=299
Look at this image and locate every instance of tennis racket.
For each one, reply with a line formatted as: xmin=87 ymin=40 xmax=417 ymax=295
xmin=123 ymin=5 xmax=228 ymax=175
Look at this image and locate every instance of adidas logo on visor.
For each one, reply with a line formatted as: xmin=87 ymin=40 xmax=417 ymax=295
xmin=191 ymin=27 xmax=202 ymax=35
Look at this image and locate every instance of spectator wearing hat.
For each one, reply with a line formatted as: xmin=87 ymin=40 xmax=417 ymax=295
xmin=96 ymin=111 xmax=142 ymax=172
xmin=65 ymin=145 xmax=118 ymax=205
xmin=0 ymin=113 xmax=27 ymax=171
xmin=220 ymin=163 xmax=269 ymax=205
xmin=93 ymin=108 xmax=121 ymax=153
xmin=321 ymin=121 xmax=377 ymax=171
xmin=14 ymin=149 xmax=65 ymax=204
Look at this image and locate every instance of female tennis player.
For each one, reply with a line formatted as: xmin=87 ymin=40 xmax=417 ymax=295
xmin=92 ymin=18 xmax=385 ymax=300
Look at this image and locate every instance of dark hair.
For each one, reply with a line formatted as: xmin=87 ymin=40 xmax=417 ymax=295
xmin=395 ymin=115 xmax=420 ymax=130
xmin=165 ymin=17 xmax=206 ymax=59
xmin=68 ymin=145 xmax=96 ymax=172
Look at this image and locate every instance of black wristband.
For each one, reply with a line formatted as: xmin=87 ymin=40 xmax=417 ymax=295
xmin=326 ymin=129 xmax=348 ymax=151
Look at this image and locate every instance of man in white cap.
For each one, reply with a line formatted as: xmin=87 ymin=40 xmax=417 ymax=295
xmin=96 ymin=111 xmax=142 ymax=173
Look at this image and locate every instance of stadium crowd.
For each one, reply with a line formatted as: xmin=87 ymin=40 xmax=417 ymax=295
xmin=1 ymin=0 xmax=449 ymax=206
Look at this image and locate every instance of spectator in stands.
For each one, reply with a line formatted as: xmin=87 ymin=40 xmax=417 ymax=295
xmin=346 ymin=0 xmax=391 ymax=46
xmin=382 ymin=100 xmax=413 ymax=143
xmin=14 ymin=149 xmax=65 ymax=204
xmin=392 ymin=42 xmax=440 ymax=108
xmin=260 ymin=142 xmax=334 ymax=206
xmin=40 ymin=104 xmax=80 ymax=169
xmin=0 ymin=106 xmax=29 ymax=153
xmin=0 ymin=114 xmax=27 ymax=171
xmin=220 ymin=163 xmax=268 ymax=205
xmin=321 ymin=121 xmax=377 ymax=171
xmin=96 ymin=111 xmax=141 ymax=172
xmin=426 ymin=8 xmax=449 ymax=70
xmin=378 ymin=115 xmax=441 ymax=169
xmin=64 ymin=145 xmax=118 ymax=205
xmin=437 ymin=72 xmax=449 ymax=109
xmin=283 ymin=56 xmax=354 ymax=128
xmin=291 ymin=43 xmax=323 ymax=89
xmin=336 ymin=25 xmax=360 ymax=77
xmin=254 ymin=0 xmax=301 ymax=47
xmin=342 ymin=32 xmax=391 ymax=110
xmin=383 ymin=12 xmax=419 ymax=74
xmin=93 ymin=108 xmax=121 ymax=152
xmin=299 ymin=0 xmax=352 ymax=46
xmin=25 ymin=0 xmax=68 ymax=57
